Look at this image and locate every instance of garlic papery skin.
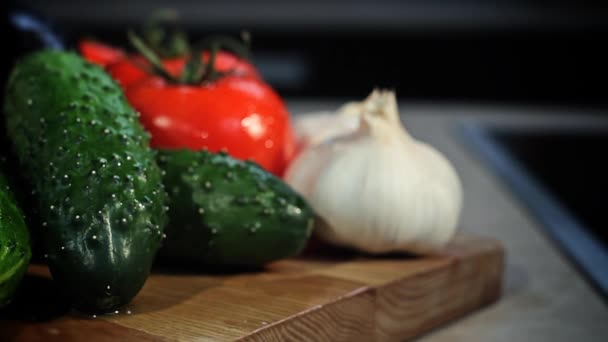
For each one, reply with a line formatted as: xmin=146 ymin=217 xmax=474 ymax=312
xmin=293 ymin=111 xmax=359 ymax=148
xmin=292 ymin=90 xmax=390 ymax=148
xmin=285 ymin=90 xmax=463 ymax=255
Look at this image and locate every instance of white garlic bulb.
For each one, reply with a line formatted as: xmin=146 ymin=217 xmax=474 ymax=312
xmin=292 ymin=96 xmax=368 ymax=148
xmin=285 ymin=90 xmax=462 ymax=254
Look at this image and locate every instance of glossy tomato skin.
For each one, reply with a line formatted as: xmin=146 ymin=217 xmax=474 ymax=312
xmin=81 ymin=42 xmax=292 ymax=175
xmin=125 ymin=75 xmax=294 ymax=175
xmin=79 ymin=40 xmax=125 ymax=67
xmin=107 ymin=52 xmax=259 ymax=88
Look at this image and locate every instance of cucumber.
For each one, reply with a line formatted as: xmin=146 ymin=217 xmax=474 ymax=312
xmin=4 ymin=51 xmax=167 ymax=313
xmin=157 ymin=150 xmax=314 ymax=267
xmin=0 ymin=172 xmax=31 ymax=308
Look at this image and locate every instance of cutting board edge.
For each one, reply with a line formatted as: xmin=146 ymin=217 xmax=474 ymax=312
xmin=241 ymin=237 xmax=504 ymax=342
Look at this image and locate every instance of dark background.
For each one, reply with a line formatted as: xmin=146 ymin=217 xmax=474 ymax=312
xmin=8 ymin=0 xmax=608 ymax=108
xmin=3 ymin=0 xmax=608 ymax=299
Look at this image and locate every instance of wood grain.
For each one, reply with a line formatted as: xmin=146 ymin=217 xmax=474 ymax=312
xmin=0 ymin=234 xmax=503 ymax=342
xmin=0 ymin=317 xmax=168 ymax=342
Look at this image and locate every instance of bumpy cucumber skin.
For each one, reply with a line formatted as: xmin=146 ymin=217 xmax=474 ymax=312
xmin=157 ymin=150 xmax=314 ymax=267
xmin=0 ymin=173 xmax=31 ymax=308
xmin=4 ymin=51 xmax=167 ymax=313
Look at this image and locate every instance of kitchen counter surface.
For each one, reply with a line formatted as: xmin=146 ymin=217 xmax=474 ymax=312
xmin=289 ymin=100 xmax=608 ymax=342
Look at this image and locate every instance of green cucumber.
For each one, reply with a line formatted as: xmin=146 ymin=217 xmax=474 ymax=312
xmin=4 ymin=51 xmax=167 ymax=313
xmin=0 ymin=172 xmax=31 ymax=308
xmin=157 ymin=150 xmax=314 ymax=267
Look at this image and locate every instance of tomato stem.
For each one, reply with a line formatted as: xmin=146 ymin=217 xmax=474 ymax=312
xmin=142 ymin=9 xmax=190 ymax=58
xmin=202 ymin=44 xmax=220 ymax=83
xmin=195 ymin=34 xmax=251 ymax=61
xmin=128 ymin=29 xmax=252 ymax=85
xmin=127 ymin=31 xmax=178 ymax=83
xmin=180 ymin=49 xmax=204 ymax=83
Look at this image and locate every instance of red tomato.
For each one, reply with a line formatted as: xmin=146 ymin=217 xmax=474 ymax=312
xmin=125 ymin=73 xmax=294 ymax=175
xmin=107 ymin=51 xmax=259 ymax=88
xmin=80 ymin=38 xmax=259 ymax=86
xmin=79 ymin=39 xmax=293 ymax=175
xmin=79 ymin=40 xmax=125 ymax=67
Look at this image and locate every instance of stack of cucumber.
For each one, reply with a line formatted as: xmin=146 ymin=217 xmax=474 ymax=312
xmin=0 ymin=51 xmax=313 ymax=314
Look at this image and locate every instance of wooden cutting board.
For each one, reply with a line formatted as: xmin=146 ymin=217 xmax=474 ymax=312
xmin=1 ymin=234 xmax=503 ymax=342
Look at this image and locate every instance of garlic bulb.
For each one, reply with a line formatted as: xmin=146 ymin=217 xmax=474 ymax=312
xmin=292 ymin=97 xmax=367 ymax=147
xmin=285 ymin=90 xmax=462 ymax=255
